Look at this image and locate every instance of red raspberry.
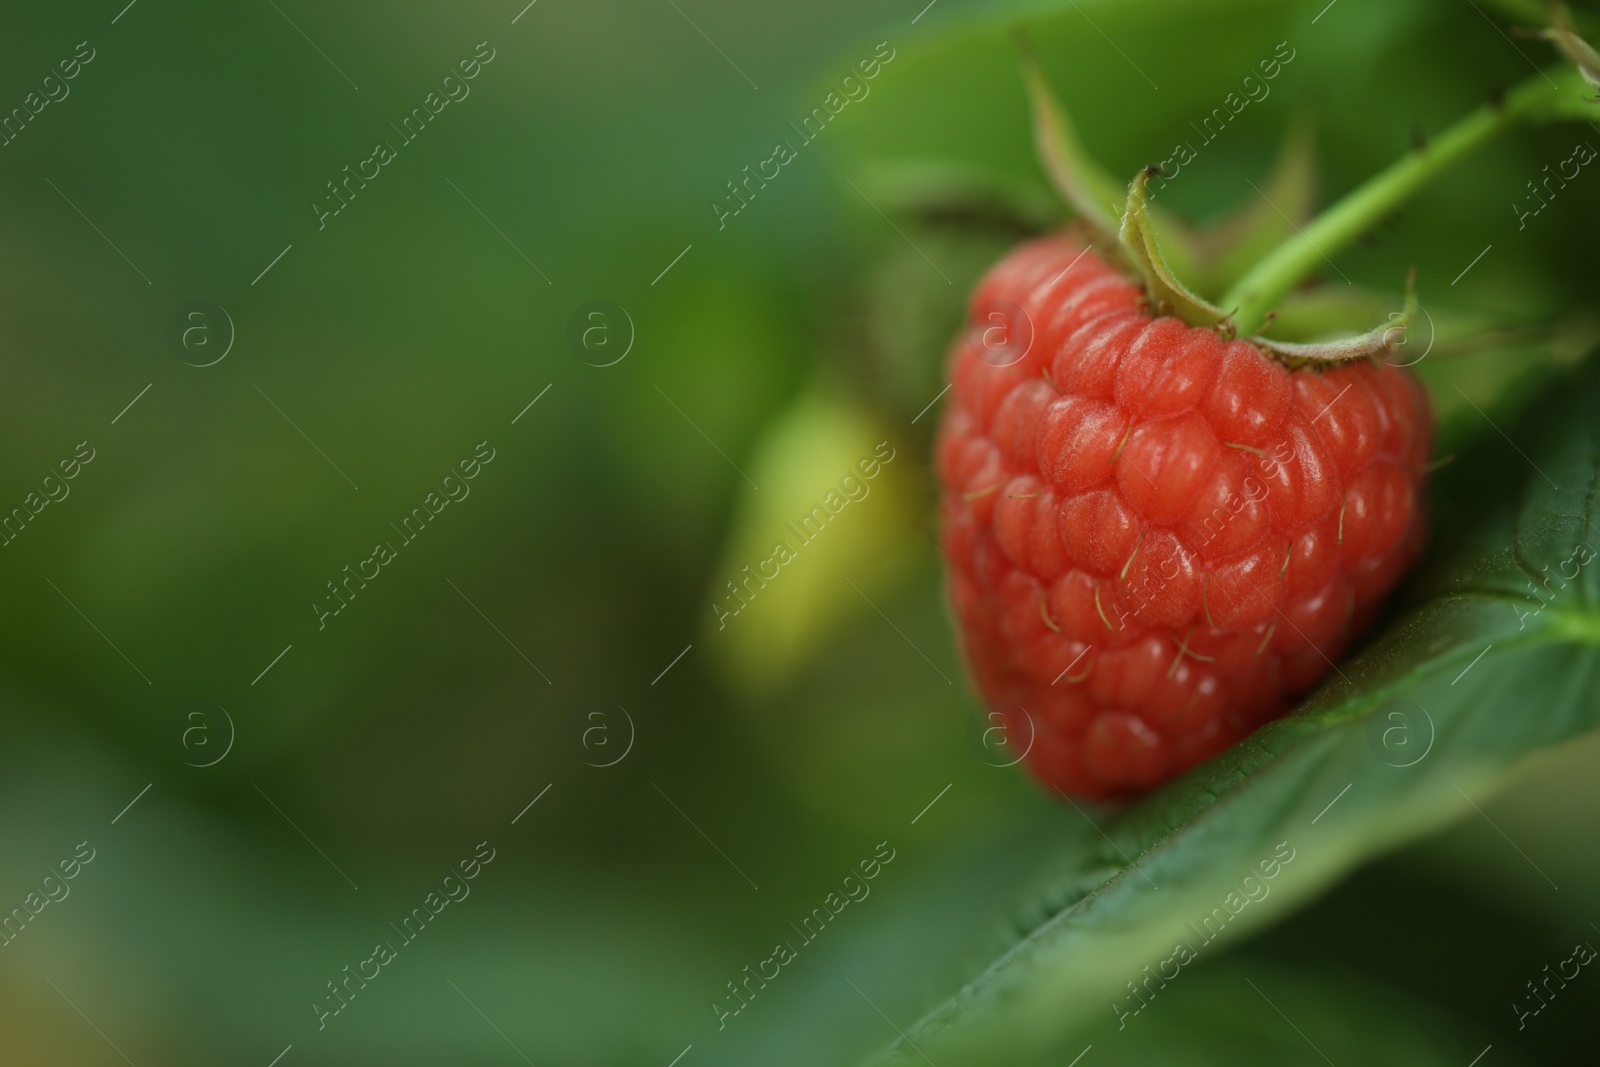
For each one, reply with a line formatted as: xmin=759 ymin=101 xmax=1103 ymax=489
xmin=938 ymin=233 xmax=1432 ymax=798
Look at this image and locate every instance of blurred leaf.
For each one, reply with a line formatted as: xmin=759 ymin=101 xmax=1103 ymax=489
xmin=1418 ymin=309 xmax=1600 ymax=457
xmin=853 ymin=158 xmax=1059 ymax=239
xmin=1194 ymin=118 xmax=1318 ymax=296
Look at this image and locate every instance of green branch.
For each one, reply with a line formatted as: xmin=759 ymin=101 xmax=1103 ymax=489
xmin=1223 ymin=66 xmax=1597 ymax=336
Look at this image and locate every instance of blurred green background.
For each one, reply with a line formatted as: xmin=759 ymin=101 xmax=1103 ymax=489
xmin=1 ymin=0 xmax=1598 ymax=1063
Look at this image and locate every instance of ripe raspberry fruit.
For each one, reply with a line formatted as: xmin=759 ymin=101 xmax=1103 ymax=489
xmin=937 ymin=232 xmax=1432 ymax=798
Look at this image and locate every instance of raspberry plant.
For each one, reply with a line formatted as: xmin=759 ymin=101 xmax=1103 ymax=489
xmin=937 ymin=20 xmax=1598 ymax=799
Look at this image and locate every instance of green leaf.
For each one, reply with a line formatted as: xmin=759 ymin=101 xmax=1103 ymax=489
xmin=866 ymin=354 xmax=1600 ymax=1065
xmin=1026 ymin=958 xmax=1532 ymax=1067
xmin=1419 ymin=309 xmax=1600 ymax=457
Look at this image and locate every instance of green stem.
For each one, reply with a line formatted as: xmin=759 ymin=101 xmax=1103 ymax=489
xmin=1224 ymin=66 xmax=1594 ymax=335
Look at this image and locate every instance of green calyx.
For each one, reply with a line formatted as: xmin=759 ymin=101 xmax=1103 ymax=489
xmin=1544 ymin=0 xmax=1600 ymax=91
xmin=1118 ymin=169 xmax=1231 ymax=331
xmin=1252 ymin=270 xmax=1418 ymax=367
xmin=1016 ymin=8 xmax=1600 ymax=365
xmin=1015 ymin=29 xmax=1202 ymax=283
xmin=1015 ymin=29 xmax=1122 ymax=238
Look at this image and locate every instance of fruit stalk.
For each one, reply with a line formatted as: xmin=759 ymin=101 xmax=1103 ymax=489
xmin=1223 ymin=65 xmax=1596 ymax=335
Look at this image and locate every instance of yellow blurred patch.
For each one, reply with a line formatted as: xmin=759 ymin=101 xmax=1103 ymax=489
xmin=705 ymin=386 xmax=924 ymax=692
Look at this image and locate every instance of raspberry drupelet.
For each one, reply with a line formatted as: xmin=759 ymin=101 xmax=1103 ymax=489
xmin=937 ymin=232 xmax=1433 ymax=799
